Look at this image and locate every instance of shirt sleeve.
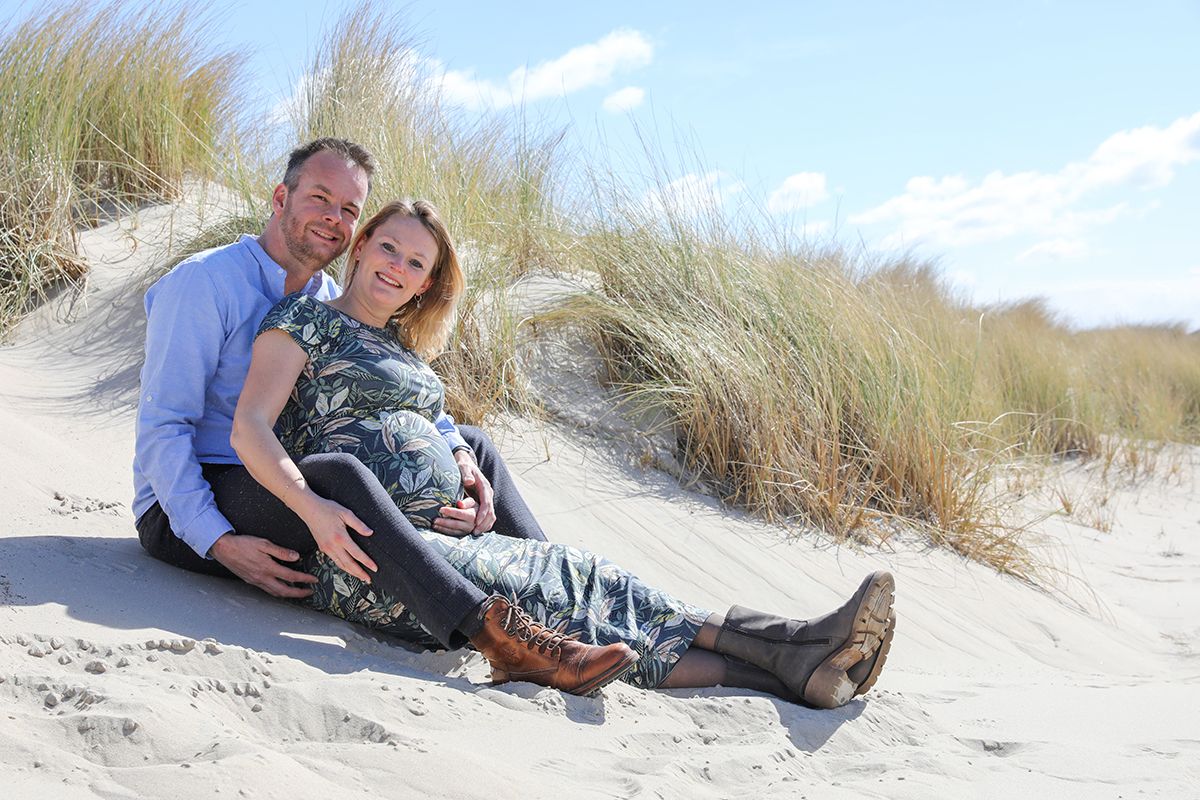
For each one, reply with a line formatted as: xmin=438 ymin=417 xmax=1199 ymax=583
xmin=435 ymin=410 xmax=470 ymax=454
xmin=134 ymin=265 xmax=233 ymax=558
xmin=257 ymin=293 xmax=323 ymax=356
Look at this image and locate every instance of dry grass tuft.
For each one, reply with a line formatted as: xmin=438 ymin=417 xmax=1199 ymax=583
xmin=0 ymin=0 xmax=247 ymax=333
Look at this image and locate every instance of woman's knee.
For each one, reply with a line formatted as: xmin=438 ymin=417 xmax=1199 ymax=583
xmin=297 ymin=452 xmax=379 ymax=497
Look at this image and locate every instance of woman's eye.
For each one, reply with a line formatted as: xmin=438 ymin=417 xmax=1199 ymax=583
xmin=409 ymin=260 xmax=425 ymax=271
xmin=382 ymin=242 xmax=396 ymax=253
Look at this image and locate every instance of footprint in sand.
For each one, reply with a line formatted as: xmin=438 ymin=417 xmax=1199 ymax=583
xmin=49 ymin=490 xmax=124 ymax=517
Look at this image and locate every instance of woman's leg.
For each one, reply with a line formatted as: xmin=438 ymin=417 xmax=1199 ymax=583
xmin=302 ymin=530 xmax=707 ymax=689
xmin=703 ymin=574 xmax=897 ymax=709
xmin=657 ymin=647 xmax=797 ymax=699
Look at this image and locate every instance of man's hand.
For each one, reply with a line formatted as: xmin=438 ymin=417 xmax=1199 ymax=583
xmin=448 ymin=449 xmax=495 ymax=534
xmin=209 ymin=533 xmax=318 ymax=599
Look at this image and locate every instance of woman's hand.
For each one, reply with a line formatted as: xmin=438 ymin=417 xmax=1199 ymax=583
xmin=434 ymin=496 xmax=481 ymax=537
xmin=296 ymin=494 xmax=378 ymax=583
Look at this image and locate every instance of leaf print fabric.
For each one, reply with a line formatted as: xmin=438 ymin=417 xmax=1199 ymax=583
xmin=258 ymin=294 xmax=710 ymax=688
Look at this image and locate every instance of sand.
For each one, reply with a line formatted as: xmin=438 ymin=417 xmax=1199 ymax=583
xmin=1 ymin=199 xmax=1197 ymax=799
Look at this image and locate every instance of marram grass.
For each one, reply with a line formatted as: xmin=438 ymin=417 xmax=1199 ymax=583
xmin=0 ymin=0 xmax=247 ymax=334
xmin=6 ymin=0 xmax=1199 ymax=584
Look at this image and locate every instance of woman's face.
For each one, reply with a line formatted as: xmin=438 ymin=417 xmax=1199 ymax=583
xmin=349 ymin=215 xmax=438 ymax=316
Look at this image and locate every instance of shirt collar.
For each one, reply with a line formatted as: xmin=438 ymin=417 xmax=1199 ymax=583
xmin=240 ymin=233 xmax=332 ymax=300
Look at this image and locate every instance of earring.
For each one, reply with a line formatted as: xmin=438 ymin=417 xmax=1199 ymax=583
xmin=414 ymin=294 xmax=423 ymax=309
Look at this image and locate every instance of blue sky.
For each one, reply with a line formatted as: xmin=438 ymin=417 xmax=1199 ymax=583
xmin=207 ymin=2 xmax=1200 ymax=328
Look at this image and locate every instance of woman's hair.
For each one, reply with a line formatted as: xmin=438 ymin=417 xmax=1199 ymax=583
xmin=343 ymin=199 xmax=464 ymax=359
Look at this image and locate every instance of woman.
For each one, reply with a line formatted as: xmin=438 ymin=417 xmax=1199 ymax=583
xmin=231 ymin=200 xmax=896 ymax=707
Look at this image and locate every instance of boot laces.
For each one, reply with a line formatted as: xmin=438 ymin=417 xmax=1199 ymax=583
xmin=500 ymin=602 xmax=568 ymax=656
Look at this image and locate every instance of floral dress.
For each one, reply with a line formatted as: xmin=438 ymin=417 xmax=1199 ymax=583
xmin=258 ymin=295 xmax=709 ymax=688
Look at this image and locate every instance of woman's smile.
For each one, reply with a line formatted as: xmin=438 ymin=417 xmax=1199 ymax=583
xmin=331 ymin=215 xmax=439 ymax=327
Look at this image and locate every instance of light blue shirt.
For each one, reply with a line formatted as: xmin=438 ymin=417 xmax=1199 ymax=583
xmin=132 ymin=234 xmax=468 ymax=558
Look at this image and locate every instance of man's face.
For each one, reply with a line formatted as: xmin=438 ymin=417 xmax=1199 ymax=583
xmin=275 ymin=150 xmax=370 ymax=271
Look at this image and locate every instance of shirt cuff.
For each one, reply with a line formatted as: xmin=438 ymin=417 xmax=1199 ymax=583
xmin=442 ymin=429 xmax=469 ymax=453
xmin=181 ymin=506 xmax=236 ymax=559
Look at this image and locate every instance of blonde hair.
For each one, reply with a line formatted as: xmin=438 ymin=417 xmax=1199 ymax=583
xmin=343 ymin=199 xmax=464 ymax=358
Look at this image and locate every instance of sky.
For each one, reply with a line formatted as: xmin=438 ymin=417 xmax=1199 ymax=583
xmin=115 ymin=2 xmax=1200 ymax=328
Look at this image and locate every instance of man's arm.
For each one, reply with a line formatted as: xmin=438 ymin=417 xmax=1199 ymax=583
xmin=432 ymin=411 xmax=496 ymax=534
xmin=135 ymin=266 xmax=235 ymax=558
xmin=434 ymin=411 xmax=469 ymax=454
xmin=137 ymin=265 xmax=316 ymax=597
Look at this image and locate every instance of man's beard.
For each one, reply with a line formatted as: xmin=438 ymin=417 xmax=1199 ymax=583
xmin=280 ymin=203 xmax=339 ymax=270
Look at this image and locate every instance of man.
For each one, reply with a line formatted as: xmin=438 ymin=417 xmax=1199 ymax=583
xmin=133 ymin=137 xmax=635 ymax=694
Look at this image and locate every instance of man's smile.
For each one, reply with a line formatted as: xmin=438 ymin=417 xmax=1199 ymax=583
xmin=309 ymin=226 xmax=340 ymax=243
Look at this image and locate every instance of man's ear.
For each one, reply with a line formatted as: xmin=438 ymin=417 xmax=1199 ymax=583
xmin=271 ymin=183 xmax=288 ymax=214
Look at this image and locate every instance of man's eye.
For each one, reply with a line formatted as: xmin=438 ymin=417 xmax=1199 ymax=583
xmin=344 ymin=207 xmax=359 ymax=219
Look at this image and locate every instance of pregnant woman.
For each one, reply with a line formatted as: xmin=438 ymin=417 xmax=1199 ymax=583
xmin=231 ymin=199 xmax=896 ymax=707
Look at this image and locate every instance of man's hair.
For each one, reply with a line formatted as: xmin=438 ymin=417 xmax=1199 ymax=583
xmin=282 ymin=137 xmax=377 ymax=191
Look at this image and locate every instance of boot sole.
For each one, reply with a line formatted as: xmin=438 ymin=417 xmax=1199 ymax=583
xmin=852 ymin=609 xmax=895 ymax=697
xmin=802 ymin=570 xmax=895 ymax=709
xmin=493 ymin=650 xmax=640 ymax=697
xmin=572 ymin=650 xmax=640 ymax=697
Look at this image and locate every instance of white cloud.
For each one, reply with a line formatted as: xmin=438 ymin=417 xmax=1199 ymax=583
xmin=850 ymin=111 xmax=1200 ymax=250
xmin=641 ymin=171 xmax=745 ymax=219
xmin=948 ymin=268 xmax=977 ymax=287
xmin=602 ymin=86 xmax=646 ymax=113
xmin=1018 ymin=238 xmax=1090 ymax=262
xmin=767 ymin=172 xmax=829 ymax=213
xmin=270 ymin=68 xmax=327 ymax=126
xmin=437 ymin=29 xmax=652 ymax=110
xmin=1038 ymin=274 xmax=1200 ymax=329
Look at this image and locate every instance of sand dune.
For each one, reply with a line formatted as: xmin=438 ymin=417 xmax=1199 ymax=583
xmin=1 ymin=202 xmax=1197 ymax=798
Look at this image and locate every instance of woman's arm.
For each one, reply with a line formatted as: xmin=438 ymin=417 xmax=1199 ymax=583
xmin=231 ymin=330 xmax=378 ymax=582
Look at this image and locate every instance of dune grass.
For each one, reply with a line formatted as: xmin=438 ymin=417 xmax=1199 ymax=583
xmin=275 ymin=2 xmax=568 ymax=423
xmin=0 ymin=0 xmax=247 ymax=334
xmin=547 ymin=173 xmax=1199 ymax=579
xmin=6 ymin=1 xmax=1197 ymax=582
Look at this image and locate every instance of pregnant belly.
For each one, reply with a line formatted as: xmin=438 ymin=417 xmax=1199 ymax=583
xmin=317 ymin=410 xmax=464 ymax=528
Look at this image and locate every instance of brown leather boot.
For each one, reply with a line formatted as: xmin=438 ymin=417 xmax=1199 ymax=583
xmin=470 ymin=596 xmax=639 ymax=696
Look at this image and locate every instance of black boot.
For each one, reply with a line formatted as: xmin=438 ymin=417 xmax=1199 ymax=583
xmin=712 ymin=571 xmax=895 ymax=709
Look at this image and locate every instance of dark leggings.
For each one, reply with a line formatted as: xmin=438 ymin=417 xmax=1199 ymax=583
xmin=137 ymin=426 xmax=545 ymax=646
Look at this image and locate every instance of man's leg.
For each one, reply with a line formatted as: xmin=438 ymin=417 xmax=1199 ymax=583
xmin=456 ymin=425 xmax=547 ymax=542
xmin=136 ymin=495 xmax=234 ymax=579
xmin=141 ymin=456 xmax=488 ymax=648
